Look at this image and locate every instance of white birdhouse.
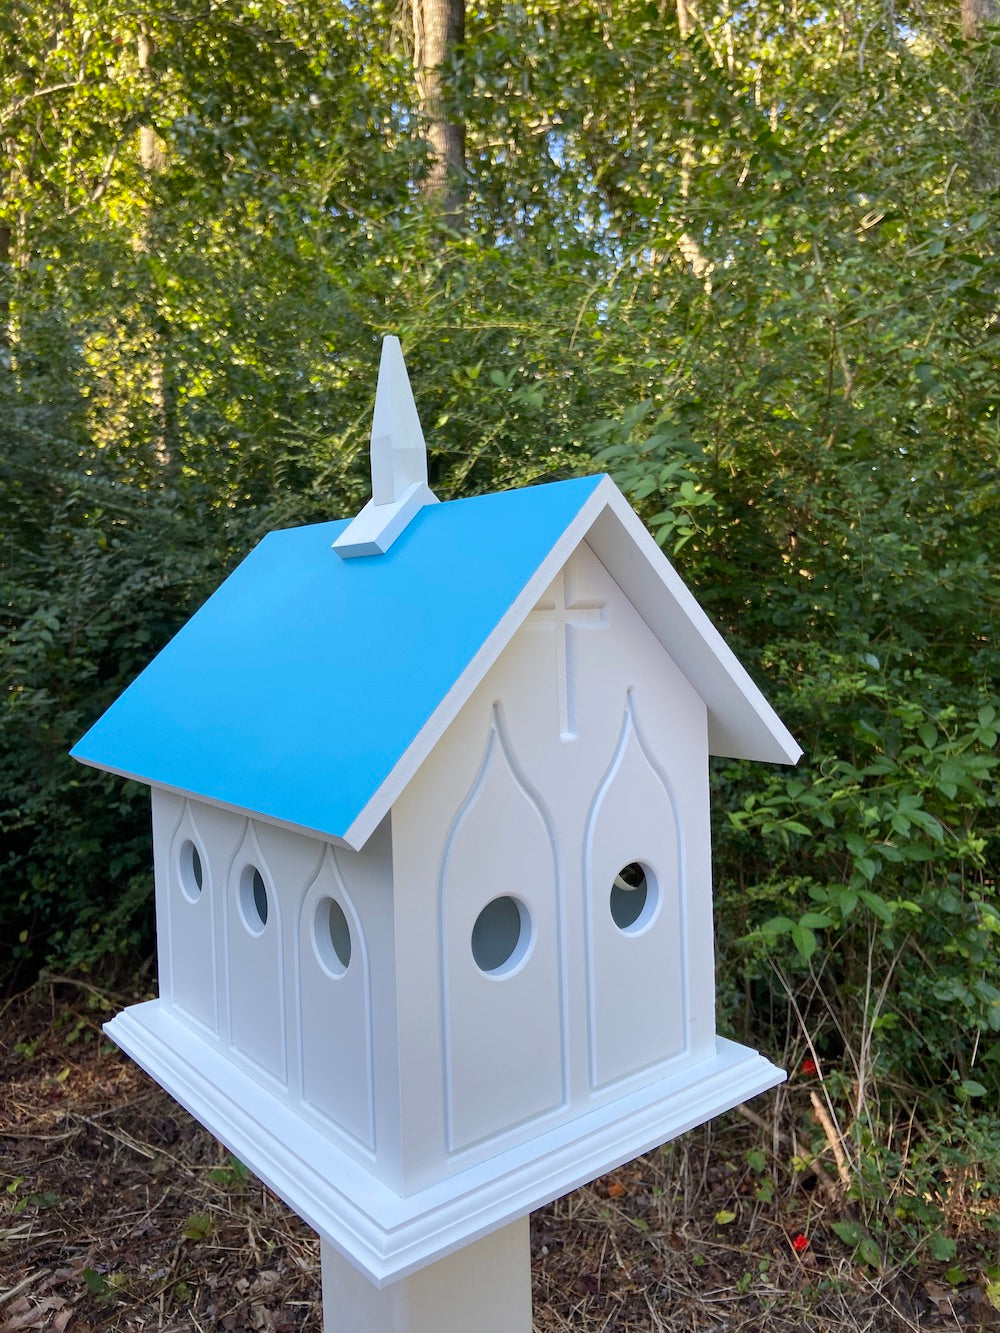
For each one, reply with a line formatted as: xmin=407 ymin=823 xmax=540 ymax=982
xmin=73 ymin=338 xmax=800 ymax=1330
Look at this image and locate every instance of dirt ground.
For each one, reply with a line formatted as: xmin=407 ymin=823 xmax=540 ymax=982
xmin=2 ymin=978 xmax=997 ymax=1332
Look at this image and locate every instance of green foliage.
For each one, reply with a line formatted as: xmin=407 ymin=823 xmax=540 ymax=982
xmin=5 ymin=1175 xmax=61 ymax=1216
xmin=802 ymin=1087 xmax=1000 ymax=1269
xmin=831 ymin=1220 xmax=885 ymax=1271
xmin=729 ymin=688 xmax=998 ymax=1072
xmin=1 ymin=1 xmax=998 ymax=1237
xmin=207 ymin=1155 xmax=250 ymax=1191
xmin=182 ymin=1211 xmax=214 ymax=1243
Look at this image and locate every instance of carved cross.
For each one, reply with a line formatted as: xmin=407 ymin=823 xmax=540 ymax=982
xmin=526 ymin=568 xmax=607 ymax=740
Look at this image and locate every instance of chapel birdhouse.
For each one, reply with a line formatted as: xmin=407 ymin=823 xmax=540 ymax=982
xmin=72 ymin=338 xmax=801 ymax=1290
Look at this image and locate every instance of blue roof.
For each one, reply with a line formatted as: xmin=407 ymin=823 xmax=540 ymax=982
xmin=72 ymin=475 xmax=607 ymax=845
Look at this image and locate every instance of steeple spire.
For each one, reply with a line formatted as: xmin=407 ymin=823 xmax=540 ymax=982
xmin=333 ymin=337 xmax=439 ymax=557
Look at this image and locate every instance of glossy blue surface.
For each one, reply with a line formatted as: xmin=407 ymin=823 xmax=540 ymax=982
xmin=72 ymin=475 xmax=606 ymax=841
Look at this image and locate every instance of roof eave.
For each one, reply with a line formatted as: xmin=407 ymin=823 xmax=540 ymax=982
xmin=340 ymin=477 xmax=619 ymax=849
xmin=586 ymin=488 xmax=803 ymax=767
xmin=343 ymin=476 xmax=800 ymax=851
xmin=71 ymin=752 xmax=358 ymax=850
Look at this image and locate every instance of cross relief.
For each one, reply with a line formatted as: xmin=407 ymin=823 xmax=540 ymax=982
xmin=525 ymin=567 xmax=608 ymax=740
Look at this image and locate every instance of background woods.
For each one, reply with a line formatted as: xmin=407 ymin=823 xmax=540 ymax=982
xmin=1 ymin=0 xmax=998 ymax=1288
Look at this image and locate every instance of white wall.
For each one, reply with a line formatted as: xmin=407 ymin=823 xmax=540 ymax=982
xmin=151 ymin=790 xmax=399 ymax=1177
xmin=149 ymin=538 xmax=717 ymax=1195
xmin=390 ymin=539 xmax=716 ymax=1188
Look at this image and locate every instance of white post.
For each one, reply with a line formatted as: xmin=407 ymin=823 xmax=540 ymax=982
xmin=321 ymin=1217 xmax=533 ymax=1333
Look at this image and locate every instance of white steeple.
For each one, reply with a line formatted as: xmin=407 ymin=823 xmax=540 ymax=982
xmin=333 ymin=336 xmax=439 ymax=557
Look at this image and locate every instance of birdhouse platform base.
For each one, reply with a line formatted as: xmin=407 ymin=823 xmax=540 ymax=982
xmin=105 ymin=1000 xmax=784 ymax=1286
xmin=321 ymin=1217 xmax=531 ymax=1333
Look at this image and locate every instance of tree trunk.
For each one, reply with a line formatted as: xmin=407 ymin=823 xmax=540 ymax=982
xmin=412 ymin=0 xmax=466 ymax=225
xmin=961 ymin=0 xmax=999 ymax=38
xmin=674 ymin=0 xmax=712 ymax=288
xmin=137 ymin=27 xmax=174 ymax=467
xmin=0 ymin=221 xmax=10 ymax=351
xmin=960 ymin=0 xmax=1000 ymax=189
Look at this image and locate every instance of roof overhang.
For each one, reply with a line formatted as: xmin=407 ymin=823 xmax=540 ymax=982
xmin=72 ymin=474 xmax=800 ymax=852
xmin=342 ymin=475 xmax=800 ymax=850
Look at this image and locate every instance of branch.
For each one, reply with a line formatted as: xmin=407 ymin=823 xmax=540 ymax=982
xmin=734 ymin=1100 xmax=846 ymax=1206
xmin=0 ymin=81 xmax=86 ymax=132
xmin=64 ymin=118 xmax=144 ymax=218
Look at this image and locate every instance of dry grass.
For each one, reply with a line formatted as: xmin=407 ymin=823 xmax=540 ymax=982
xmin=2 ymin=980 xmax=997 ymax=1332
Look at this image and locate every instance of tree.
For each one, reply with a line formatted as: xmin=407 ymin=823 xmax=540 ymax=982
xmin=2 ymin=0 xmax=998 ymax=1205
xmin=412 ymin=0 xmax=467 ymax=222
xmin=962 ymin=0 xmax=1000 ymax=35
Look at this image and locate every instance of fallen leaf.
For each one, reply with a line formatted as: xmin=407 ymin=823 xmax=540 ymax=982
xmin=924 ymin=1281 xmax=953 ymax=1316
xmin=5 ymin=1296 xmax=68 ymax=1331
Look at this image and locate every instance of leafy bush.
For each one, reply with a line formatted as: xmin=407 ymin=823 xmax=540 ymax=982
xmin=2 ymin=4 xmax=997 ymax=1211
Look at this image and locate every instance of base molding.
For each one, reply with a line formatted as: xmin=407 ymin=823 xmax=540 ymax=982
xmin=106 ymin=1001 xmax=784 ymax=1286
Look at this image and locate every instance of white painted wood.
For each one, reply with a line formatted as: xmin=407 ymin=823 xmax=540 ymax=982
xmin=146 ymin=780 xmax=357 ymax=850
xmin=370 ymin=336 xmax=429 ymax=504
xmin=584 ymin=694 xmax=686 ymax=1088
xmin=342 ymin=474 xmax=799 ymax=851
xmin=386 ymin=542 xmax=723 ymax=1186
xmin=341 ymin=483 xmax=616 ymax=848
xmin=165 ymin=798 xmax=218 ymax=1033
xmin=387 ymin=811 xmax=448 ymax=1196
xmin=334 ymin=337 xmax=439 ymax=558
xmin=566 ymin=543 xmax=719 ymax=1070
xmin=105 ymin=998 xmax=782 ymax=1284
xmin=525 ymin=565 xmax=607 ymax=739
xmin=318 ymin=817 xmax=406 ymax=1190
xmin=150 ymin=798 xmax=410 ymax=1184
xmin=441 ymin=709 xmax=565 ymax=1151
xmin=585 ymin=491 xmax=803 ymax=765
xmin=321 ymin=1217 xmax=531 ymax=1333
xmin=297 ymin=844 xmax=376 ymax=1148
xmin=151 ymin=787 xmax=183 ymax=1009
xmin=225 ymin=821 xmax=287 ymax=1084
xmin=103 ymin=423 xmax=800 ymax=1322
xmin=130 ymin=534 xmax=772 ymax=1240
xmin=248 ymin=819 xmax=324 ymax=1111
xmin=332 ymin=481 xmax=439 ymax=558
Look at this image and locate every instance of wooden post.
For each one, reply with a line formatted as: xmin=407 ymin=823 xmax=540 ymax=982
xmin=321 ymin=1217 xmax=532 ymax=1333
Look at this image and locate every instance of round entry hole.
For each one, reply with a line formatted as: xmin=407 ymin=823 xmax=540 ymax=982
xmin=610 ymin=862 xmax=657 ymax=933
xmin=316 ymin=897 xmax=352 ymax=976
xmin=179 ymin=840 xmax=203 ymax=902
xmin=472 ymin=896 xmax=529 ymax=975
xmin=240 ymin=866 xmax=269 ymax=934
